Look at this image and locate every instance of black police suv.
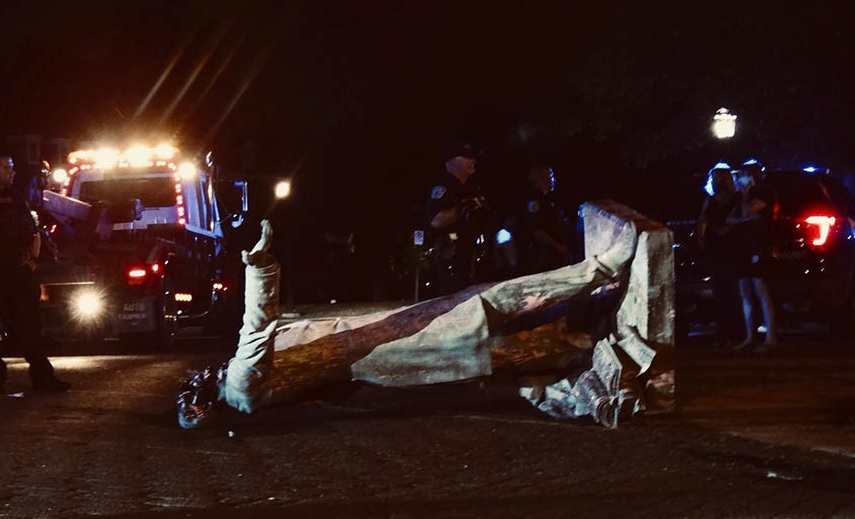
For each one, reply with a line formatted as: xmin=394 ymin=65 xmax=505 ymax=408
xmin=668 ymin=167 xmax=855 ymax=339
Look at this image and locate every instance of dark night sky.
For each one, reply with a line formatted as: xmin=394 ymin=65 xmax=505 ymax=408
xmin=3 ymin=1 xmax=855 ymax=252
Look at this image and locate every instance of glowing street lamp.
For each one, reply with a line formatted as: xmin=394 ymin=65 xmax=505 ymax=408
xmin=712 ymin=108 xmax=737 ymax=139
xmin=274 ymin=179 xmax=291 ymax=200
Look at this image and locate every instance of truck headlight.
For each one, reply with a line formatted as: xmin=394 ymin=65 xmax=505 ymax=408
xmin=73 ymin=290 xmax=104 ymax=320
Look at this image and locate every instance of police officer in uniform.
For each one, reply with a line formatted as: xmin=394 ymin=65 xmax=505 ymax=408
xmin=0 ymin=155 xmax=70 ymax=392
xmin=425 ymin=143 xmax=487 ymax=297
xmin=519 ymin=164 xmax=575 ymax=274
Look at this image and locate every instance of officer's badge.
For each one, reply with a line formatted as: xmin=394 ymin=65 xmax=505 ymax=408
xmin=431 ymin=186 xmax=447 ymax=199
xmin=527 ymin=200 xmax=540 ymax=213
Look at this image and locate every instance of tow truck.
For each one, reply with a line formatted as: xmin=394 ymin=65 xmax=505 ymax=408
xmin=35 ymin=144 xmax=248 ymax=347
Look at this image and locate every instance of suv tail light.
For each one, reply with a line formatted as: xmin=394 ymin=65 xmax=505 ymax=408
xmin=803 ymin=214 xmax=837 ymax=248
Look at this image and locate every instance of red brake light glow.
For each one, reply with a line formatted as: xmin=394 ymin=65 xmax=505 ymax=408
xmin=803 ymin=215 xmax=837 ymax=247
xmin=126 ymin=267 xmax=148 ymax=285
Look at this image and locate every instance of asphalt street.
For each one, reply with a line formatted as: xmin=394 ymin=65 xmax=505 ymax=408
xmin=2 ymin=310 xmax=855 ymax=518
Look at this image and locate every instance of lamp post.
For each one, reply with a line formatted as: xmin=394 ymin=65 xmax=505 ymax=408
xmin=712 ymin=107 xmax=737 ymax=140
xmin=272 ymin=179 xmax=293 ymax=306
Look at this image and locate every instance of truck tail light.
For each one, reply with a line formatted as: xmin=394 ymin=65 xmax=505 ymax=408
xmin=174 ymin=180 xmax=186 ymax=225
xmin=126 ymin=262 xmax=165 ymax=285
xmin=126 ymin=266 xmax=149 ymax=286
xmin=803 ymin=214 xmax=837 ymax=248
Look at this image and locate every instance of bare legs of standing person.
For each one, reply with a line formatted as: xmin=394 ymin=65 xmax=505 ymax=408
xmin=735 ymin=276 xmax=778 ymax=352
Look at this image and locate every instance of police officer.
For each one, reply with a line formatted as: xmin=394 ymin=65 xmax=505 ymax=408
xmin=0 ymin=155 xmax=70 ymax=392
xmin=425 ymin=143 xmax=487 ymax=296
xmin=519 ymin=164 xmax=575 ymax=274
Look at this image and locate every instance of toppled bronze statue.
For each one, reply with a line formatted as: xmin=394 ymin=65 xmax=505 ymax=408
xmin=179 ymin=210 xmax=673 ymax=430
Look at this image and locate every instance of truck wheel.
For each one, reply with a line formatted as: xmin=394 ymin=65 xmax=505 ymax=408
xmin=202 ymin=316 xmax=240 ymax=342
xmin=155 ymin=277 xmax=179 ymax=348
xmin=203 ymin=299 xmax=242 ymax=341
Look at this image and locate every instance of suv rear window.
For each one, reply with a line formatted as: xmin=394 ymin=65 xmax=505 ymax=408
xmin=818 ymin=176 xmax=855 ymax=219
xmin=765 ymin=171 xmax=835 ymax=216
xmin=78 ymin=177 xmax=176 ymax=208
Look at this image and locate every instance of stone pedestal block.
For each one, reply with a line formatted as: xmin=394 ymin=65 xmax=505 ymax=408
xmin=581 ymin=200 xmax=675 ymax=414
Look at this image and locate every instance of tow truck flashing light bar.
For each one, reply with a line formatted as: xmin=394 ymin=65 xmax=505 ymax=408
xmin=68 ymin=144 xmax=178 ymax=168
xmin=65 ymin=144 xmax=198 ymax=183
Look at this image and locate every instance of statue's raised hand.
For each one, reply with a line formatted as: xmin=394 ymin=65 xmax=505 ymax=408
xmin=242 ymin=219 xmax=275 ymax=267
